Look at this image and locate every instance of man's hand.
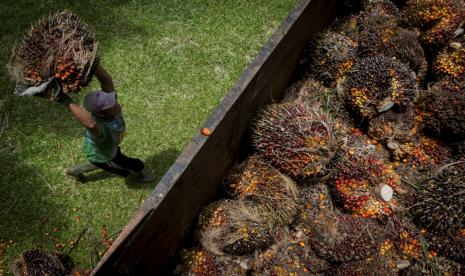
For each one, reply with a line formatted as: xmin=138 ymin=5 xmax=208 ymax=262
xmin=56 ymin=92 xmax=73 ymax=107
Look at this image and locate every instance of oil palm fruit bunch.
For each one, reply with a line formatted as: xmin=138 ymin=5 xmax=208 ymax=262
xmin=330 ymin=152 xmax=400 ymax=218
xmin=308 ymin=30 xmax=358 ymax=88
xmin=400 ymin=0 xmax=465 ymax=49
xmin=282 ymin=77 xmax=330 ymax=106
xmin=252 ymin=103 xmax=339 ymax=181
xmin=10 ymin=10 xmax=98 ymax=99
xmin=410 ymin=159 xmax=465 ymax=235
xmin=390 ymin=137 xmax=453 ymax=172
xmin=416 ymin=87 xmax=465 ymax=142
xmin=224 ymin=155 xmax=299 ymax=226
xmin=423 ymin=231 xmax=465 ymax=264
xmin=196 ymin=199 xmax=275 ymax=256
xmin=12 ymin=249 xmax=65 ymax=276
xmin=361 ymin=0 xmax=399 ymax=18
xmin=355 ymin=14 xmax=427 ymax=80
xmin=343 ymin=56 xmax=417 ymax=119
xmin=178 ymin=247 xmax=248 ymax=276
xmin=251 ymin=229 xmax=329 ymax=275
xmin=368 ymin=110 xmax=420 ymax=152
xmin=433 ymin=40 xmax=465 ymax=92
xmin=404 ymin=256 xmax=463 ymax=275
xmin=308 ymin=211 xmax=388 ymax=263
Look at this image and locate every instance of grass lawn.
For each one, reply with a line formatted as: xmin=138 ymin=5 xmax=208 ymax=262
xmin=0 ymin=0 xmax=297 ymax=272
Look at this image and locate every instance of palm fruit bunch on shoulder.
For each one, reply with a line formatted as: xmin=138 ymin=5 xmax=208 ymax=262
xmin=368 ymin=109 xmax=420 ymax=153
xmin=10 ymin=10 xmax=99 ymax=99
xmin=416 ymin=87 xmax=465 ymax=143
xmin=399 ymin=0 xmax=465 ymax=49
xmin=330 ymin=151 xmax=401 ymax=218
xmin=404 ymin=256 xmax=463 ymax=275
xmin=307 ymin=30 xmax=358 ymax=88
xmin=343 ymin=55 xmax=418 ymax=120
xmin=12 ymin=249 xmax=65 ymax=276
xmin=177 ymin=247 xmax=249 ymax=276
xmin=196 ymin=199 xmax=275 ymax=256
xmin=224 ymin=155 xmax=299 ymax=227
xmin=252 ymin=103 xmax=340 ymax=182
xmin=308 ymin=211 xmax=389 ymax=263
xmin=410 ymin=159 xmax=465 ymax=236
xmin=432 ymin=39 xmax=465 ymax=92
xmin=251 ymin=229 xmax=329 ymax=275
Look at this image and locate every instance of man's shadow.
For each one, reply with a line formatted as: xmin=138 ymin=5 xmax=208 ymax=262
xmin=75 ymin=148 xmax=181 ymax=190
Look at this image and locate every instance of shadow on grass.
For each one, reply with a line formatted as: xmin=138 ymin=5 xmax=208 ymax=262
xmin=126 ymin=148 xmax=182 ymax=190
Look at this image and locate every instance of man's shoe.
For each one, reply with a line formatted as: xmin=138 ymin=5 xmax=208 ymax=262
xmin=131 ymin=170 xmax=156 ymax=183
xmin=65 ymin=161 xmax=98 ymax=178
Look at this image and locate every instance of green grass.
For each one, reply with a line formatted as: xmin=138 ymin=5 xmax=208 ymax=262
xmin=0 ymin=0 xmax=297 ymax=272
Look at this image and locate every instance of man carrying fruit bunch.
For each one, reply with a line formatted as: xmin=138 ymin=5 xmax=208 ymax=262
xmin=58 ymin=65 xmax=155 ymax=183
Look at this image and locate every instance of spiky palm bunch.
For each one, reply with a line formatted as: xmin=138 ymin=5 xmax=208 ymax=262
xmin=343 ymin=56 xmax=417 ymax=119
xmin=390 ymin=137 xmax=453 ymax=171
xmin=330 ymin=152 xmax=400 ymax=218
xmin=308 ymin=31 xmax=358 ymax=88
xmin=410 ymin=159 xmax=465 ymax=235
xmin=368 ymin=110 xmax=420 ymax=150
xmin=252 ymin=103 xmax=339 ymax=181
xmin=178 ymin=247 xmax=248 ymax=276
xmin=416 ymin=87 xmax=465 ymax=142
xmin=400 ymin=0 xmax=465 ymax=48
xmin=281 ymin=77 xmax=330 ymax=106
xmin=10 ymin=10 xmax=98 ymax=98
xmin=197 ymin=200 xmax=275 ymax=256
xmin=224 ymin=155 xmax=299 ymax=226
xmin=12 ymin=249 xmax=65 ymax=276
xmin=433 ymin=42 xmax=465 ymax=92
xmin=361 ymin=0 xmax=399 ymax=18
xmin=308 ymin=212 xmax=388 ymax=263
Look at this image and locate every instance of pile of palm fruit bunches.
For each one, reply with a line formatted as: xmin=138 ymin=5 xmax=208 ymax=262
xmin=174 ymin=0 xmax=465 ymax=275
xmin=9 ymin=10 xmax=98 ymax=99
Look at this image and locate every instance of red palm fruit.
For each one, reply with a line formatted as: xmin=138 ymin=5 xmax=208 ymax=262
xmin=307 ymin=30 xmax=358 ymax=88
xmin=343 ymin=56 xmax=417 ymax=119
xmin=224 ymin=155 xmax=299 ymax=226
xmin=400 ymin=0 xmax=465 ymax=49
xmin=196 ymin=200 xmax=275 ymax=256
xmin=252 ymin=103 xmax=340 ymax=181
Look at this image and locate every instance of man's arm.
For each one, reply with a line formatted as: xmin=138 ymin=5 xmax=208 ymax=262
xmin=94 ymin=65 xmax=115 ymax=92
xmin=57 ymin=94 xmax=101 ymax=137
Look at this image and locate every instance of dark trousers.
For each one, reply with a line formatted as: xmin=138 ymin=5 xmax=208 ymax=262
xmin=90 ymin=147 xmax=144 ymax=177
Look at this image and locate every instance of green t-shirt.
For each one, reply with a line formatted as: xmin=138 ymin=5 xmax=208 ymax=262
xmin=83 ymin=114 xmax=126 ymax=163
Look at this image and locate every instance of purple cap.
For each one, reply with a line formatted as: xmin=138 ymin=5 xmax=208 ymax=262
xmin=84 ymin=91 xmax=116 ymax=113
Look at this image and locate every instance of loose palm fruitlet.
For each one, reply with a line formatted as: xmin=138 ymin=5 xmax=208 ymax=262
xmin=224 ymin=155 xmax=299 ymax=226
xmin=177 ymin=247 xmax=248 ymax=276
xmin=330 ymin=152 xmax=400 ymax=218
xmin=10 ymin=10 xmax=98 ymax=98
xmin=400 ymin=0 xmax=465 ymax=49
xmin=343 ymin=56 xmax=417 ymax=119
xmin=252 ymin=103 xmax=339 ymax=181
xmin=416 ymin=87 xmax=465 ymax=142
xmin=308 ymin=31 xmax=358 ymax=88
xmin=410 ymin=159 xmax=465 ymax=235
xmin=12 ymin=249 xmax=65 ymax=276
xmin=196 ymin=200 xmax=275 ymax=256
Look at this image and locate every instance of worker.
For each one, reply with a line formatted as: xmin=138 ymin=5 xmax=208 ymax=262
xmin=57 ymin=65 xmax=155 ymax=182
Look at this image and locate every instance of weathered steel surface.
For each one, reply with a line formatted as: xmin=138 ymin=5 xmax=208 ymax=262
xmin=93 ymin=0 xmax=340 ymax=275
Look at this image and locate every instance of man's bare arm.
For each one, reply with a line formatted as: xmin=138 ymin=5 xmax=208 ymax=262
xmin=94 ymin=65 xmax=115 ymax=92
xmin=67 ymin=103 xmax=101 ymax=137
